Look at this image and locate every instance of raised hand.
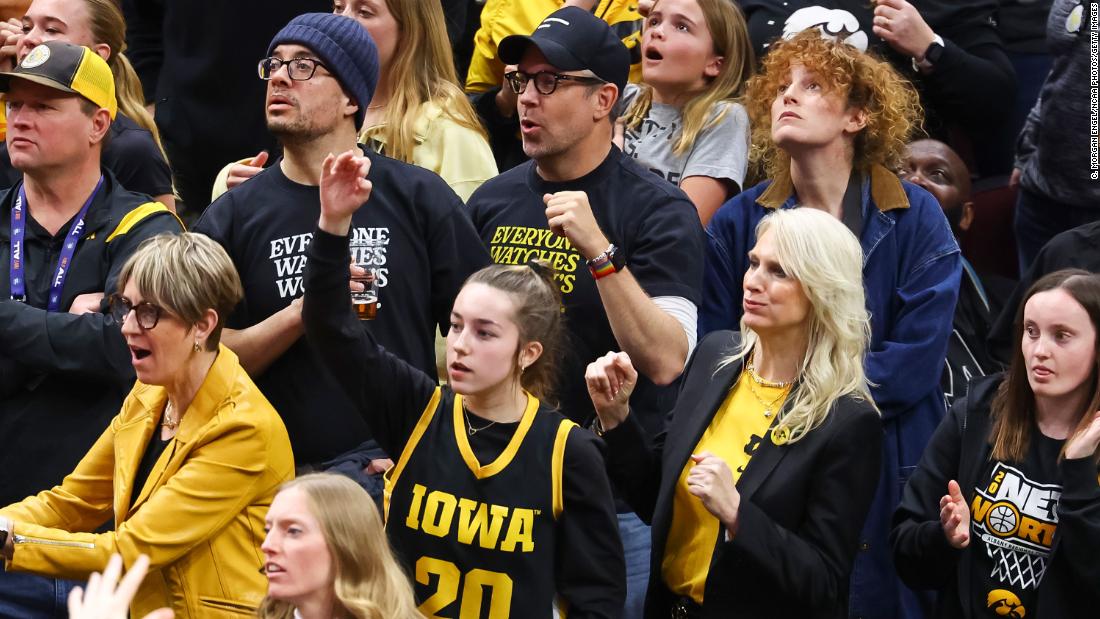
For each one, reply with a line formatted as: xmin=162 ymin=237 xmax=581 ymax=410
xmin=318 ymin=149 xmax=372 ymax=236
xmin=543 ymin=190 xmax=610 ymax=260
xmin=67 ymin=554 xmax=173 ymax=619
xmin=939 ymin=479 xmax=971 ymax=549
xmin=584 ymin=351 xmax=638 ymax=430
xmin=0 ymin=19 xmax=22 ymax=73
xmin=687 ymin=452 xmax=741 ymax=536
xmin=872 ymin=0 xmax=937 ymax=61
xmin=1066 ymin=411 xmax=1100 ymax=460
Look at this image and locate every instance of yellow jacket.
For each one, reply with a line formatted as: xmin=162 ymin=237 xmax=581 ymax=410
xmin=0 ymin=346 xmax=294 ymax=618
xmin=465 ymin=0 xmax=644 ymax=93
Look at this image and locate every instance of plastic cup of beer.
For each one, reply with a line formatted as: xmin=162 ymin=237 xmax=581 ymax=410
xmin=349 ymin=237 xmax=378 ymax=320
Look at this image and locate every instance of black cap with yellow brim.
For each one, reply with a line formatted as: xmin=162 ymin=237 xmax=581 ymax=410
xmin=0 ymin=41 xmax=117 ymax=119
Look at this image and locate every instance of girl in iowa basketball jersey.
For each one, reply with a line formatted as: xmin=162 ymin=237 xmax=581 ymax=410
xmin=301 ymin=149 xmax=626 ymax=618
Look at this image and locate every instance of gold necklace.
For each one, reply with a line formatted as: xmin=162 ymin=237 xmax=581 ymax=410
xmin=746 ymin=361 xmax=794 ymax=388
xmin=744 ymin=369 xmax=791 ymax=418
xmin=161 ymin=401 xmax=179 ymax=429
xmin=462 ymin=402 xmax=497 ymax=436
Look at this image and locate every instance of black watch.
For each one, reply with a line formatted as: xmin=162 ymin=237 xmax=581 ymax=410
xmin=912 ymin=34 xmax=945 ymax=72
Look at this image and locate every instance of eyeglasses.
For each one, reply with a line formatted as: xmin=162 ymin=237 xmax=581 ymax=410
xmin=108 ymin=294 xmax=166 ymax=330
xmin=258 ymin=57 xmax=328 ymax=81
xmin=504 ymin=70 xmax=606 ymax=96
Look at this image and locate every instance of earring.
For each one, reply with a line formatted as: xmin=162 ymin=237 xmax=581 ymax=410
xmin=193 ymin=341 xmax=202 ymax=353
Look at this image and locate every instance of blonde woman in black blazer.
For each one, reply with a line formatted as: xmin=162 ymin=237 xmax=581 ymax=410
xmin=587 ymin=208 xmax=883 ymax=618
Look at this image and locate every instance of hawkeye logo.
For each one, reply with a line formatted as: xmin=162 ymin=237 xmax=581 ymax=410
xmin=986 ymin=589 xmax=1025 ymax=619
xmin=971 ymin=462 xmax=1061 ymax=590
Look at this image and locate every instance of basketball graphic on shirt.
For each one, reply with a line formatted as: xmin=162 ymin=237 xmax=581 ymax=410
xmin=973 ymin=463 xmax=1060 ymax=591
xmin=986 ymin=503 xmax=1019 ymax=536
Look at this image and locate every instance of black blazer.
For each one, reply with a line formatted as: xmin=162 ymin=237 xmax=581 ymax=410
xmin=603 ymin=331 xmax=883 ymax=619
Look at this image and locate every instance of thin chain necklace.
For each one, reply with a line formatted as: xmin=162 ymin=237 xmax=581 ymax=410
xmin=462 ymin=401 xmax=497 ymax=436
xmin=162 ymin=401 xmax=179 ymax=429
xmin=744 ymin=365 xmax=792 ymax=418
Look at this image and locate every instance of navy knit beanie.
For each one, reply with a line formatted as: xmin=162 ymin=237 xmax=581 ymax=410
xmin=268 ymin=13 xmax=379 ymax=128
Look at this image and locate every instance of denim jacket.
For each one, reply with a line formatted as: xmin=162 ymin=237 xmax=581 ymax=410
xmin=701 ymin=165 xmax=961 ymax=618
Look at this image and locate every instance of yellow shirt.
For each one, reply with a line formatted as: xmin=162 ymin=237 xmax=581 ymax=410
xmin=661 ymin=371 xmax=789 ymax=604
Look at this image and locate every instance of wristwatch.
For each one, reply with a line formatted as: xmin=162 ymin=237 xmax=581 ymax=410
xmin=912 ymin=34 xmax=945 ymax=73
xmin=587 ymin=244 xmax=626 ymax=280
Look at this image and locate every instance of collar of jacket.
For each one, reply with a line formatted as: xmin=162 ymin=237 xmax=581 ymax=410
xmin=359 ymin=100 xmax=440 ymax=148
xmin=131 ymin=344 xmax=241 ymax=444
xmin=756 ymin=163 xmax=910 ymax=212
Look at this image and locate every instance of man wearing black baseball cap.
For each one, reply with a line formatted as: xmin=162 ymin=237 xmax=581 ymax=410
xmin=0 ymin=40 xmax=181 ymax=615
xmin=467 ymin=7 xmax=706 ymax=617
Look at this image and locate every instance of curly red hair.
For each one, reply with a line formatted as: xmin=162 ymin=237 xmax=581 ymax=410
xmin=744 ymin=30 xmax=923 ymax=182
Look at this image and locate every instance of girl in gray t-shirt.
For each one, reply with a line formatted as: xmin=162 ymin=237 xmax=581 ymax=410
xmin=618 ymin=0 xmax=754 ymax=225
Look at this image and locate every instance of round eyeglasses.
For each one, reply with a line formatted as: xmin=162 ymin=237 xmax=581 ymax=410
xmin=258 ymin=57 xmax=328 ymax=81
xmin=108 ymin=294 xmax=166 ymax=330
xmin=504 ymin=70 xmax=607 ymax=96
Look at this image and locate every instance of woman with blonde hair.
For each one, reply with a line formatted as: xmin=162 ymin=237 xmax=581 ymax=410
xmin=218 ymin=0 xmax=496 ymax=203
xmin=0 ymin=0 xmax=175 ymax=209
xmin=260 ymin=473 xmax=420 ymax=619
xmin=618 ymin=0 xmax=753 ymax=225
xmin=587 ymin=207 xmax=882 ymax=617
xmin=700 ymin=29 xmax=962 ymax=618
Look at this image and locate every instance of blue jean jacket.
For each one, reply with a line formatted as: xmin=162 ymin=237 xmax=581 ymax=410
xmin=702 ymin=166 xmax=961 ymax=619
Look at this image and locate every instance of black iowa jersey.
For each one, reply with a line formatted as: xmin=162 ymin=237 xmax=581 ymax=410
xmin=384 ymin=387 xmax=575 ymax=618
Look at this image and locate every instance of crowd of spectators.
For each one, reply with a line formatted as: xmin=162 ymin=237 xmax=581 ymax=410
xmin=1 ymin=0 xmax=1099 ymax=618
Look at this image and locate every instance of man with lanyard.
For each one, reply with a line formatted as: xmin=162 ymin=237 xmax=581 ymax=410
xmin=466 ymin=8 xmax=705 ymax=617
xmin=194 ymin=14 xmax=487 ymax=490
xmin=0 ymin=41 xmax=181 ymax=616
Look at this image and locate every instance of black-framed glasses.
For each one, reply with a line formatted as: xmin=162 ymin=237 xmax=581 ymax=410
xmin=504 ymin=70 xmax=606 ymax=96
xmin=108 ymin=294 xmax=166 ymax=330
xmin=258 ymin=57 xmax=327 ymax=81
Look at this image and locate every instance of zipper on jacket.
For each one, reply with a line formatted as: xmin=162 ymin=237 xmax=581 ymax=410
xmin=12 ymin=534 xmax=95 ymax=549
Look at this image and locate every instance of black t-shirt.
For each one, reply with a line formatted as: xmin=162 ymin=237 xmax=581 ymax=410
xmin=131 ymin=432 xmax=172 ymax=509
xmin=968 ymin=432 xmax=1064 ymax=618
xmin=0 ymin=114 xmax=173 ymax=198
xmin=194 ymin=148 xmax=489 ymax=464
xmin=468 ymin=146 xmax=705 ymax=436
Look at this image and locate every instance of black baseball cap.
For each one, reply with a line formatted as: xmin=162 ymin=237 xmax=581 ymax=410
xmin=498 ymin=6 xmax=630 ymax=96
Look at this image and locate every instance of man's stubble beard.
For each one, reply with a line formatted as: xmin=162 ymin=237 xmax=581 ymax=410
xmin=267 ymin=113 xmax=331 ymax=148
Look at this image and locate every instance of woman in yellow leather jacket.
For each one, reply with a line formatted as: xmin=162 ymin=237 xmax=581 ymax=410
xmin=0 ymin=233 xmax=295 ymax=618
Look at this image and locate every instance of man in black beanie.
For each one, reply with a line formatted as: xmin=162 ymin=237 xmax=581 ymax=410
xmin=194 ymin=13 xmax=487 ymax=487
